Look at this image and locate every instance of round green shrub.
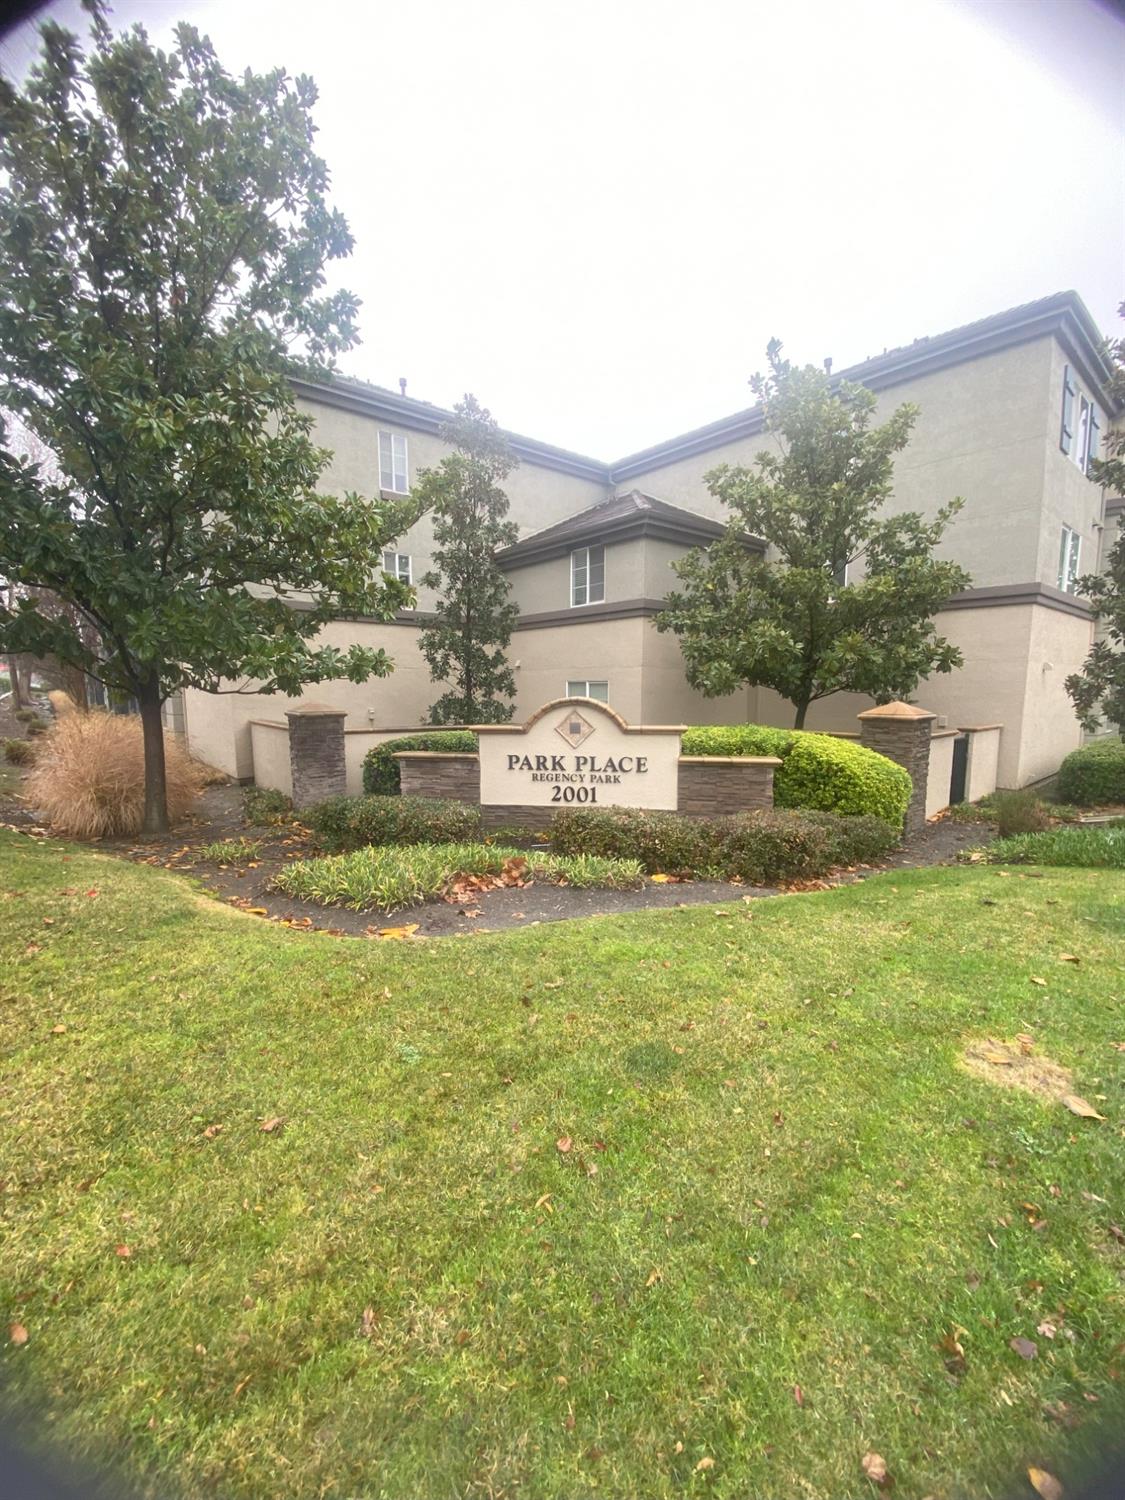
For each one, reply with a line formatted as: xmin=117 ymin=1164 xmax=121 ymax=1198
xmin=713 ymin=810 xmax=836 ymax=884
xmin=682 ymin=723 xmax=910 ymax=827
xmin=550 ymin=806 xmax=713 ymax=874
xmin=1056 ymin=738 xmax=1125 ymax=806
xmin=362 ymin=732 xmax=479 ymax=796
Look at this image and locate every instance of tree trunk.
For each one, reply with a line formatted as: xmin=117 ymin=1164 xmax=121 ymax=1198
xmin=793 ymin=699 xmax=809 ymax=729
xmin=138 ymin=675 xmax=170 ymax=835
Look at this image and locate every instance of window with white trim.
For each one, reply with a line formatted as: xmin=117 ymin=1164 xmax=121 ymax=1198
xmin=570 ymin=545 xmax=605 ymax=606
xmin=1084 ymin=405 xmax=1101 ymax=475
xmin=382 ymin=551 xmax=412 ymax=584
xmin=378 ymin=430 xmax=409 ymax=493
xmin=1057 ymin=526 xmax=1081 ymax=594
xmin=1060 ymin=365 xmax=1076 ymax=455
xmin=1076 ymin=397 xmax=1090 ymax=473
xmin=566 ymin=679 xmax=609 ymax=702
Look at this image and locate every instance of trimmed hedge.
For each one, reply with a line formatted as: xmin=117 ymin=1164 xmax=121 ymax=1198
xmin=1056 ymin=738 xmax=1125 ymax=807
xmin=308 ymin=794 xmax=482 ymax=852
xmin=362 ymin=732 xmax=478 ymax=796
xmin=3 ymin=737 xmax=36 ymax=765
xmin=550 ymin=805 xmax=899 ymax=884
xmin=681 ymin=724 xmax=910 ymax=827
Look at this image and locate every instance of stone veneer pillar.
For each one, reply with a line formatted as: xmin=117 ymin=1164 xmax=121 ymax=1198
xmin=286 ymin=703 xmax=347 ymax=809
xmin=857 ymin=700 xmax=936 ymax=836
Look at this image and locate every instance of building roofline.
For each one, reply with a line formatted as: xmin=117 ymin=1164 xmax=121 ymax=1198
xmin=610 ymin=291 xmax=1119 ymax=481
xmin=293 ymin=291 xmax=1119 ymax=486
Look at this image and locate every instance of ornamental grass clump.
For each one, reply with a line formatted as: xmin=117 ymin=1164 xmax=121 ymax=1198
xmin=2 ymin=737 xmax=36 ymax=766
xmin=25 ymin=711 xmax=202 ymax=839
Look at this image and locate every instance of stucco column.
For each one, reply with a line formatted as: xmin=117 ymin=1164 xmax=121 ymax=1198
xmin=286 ymin=703 xmax=347 ymax=809
xmin=857 ymin=700 xmax=936 ymax=836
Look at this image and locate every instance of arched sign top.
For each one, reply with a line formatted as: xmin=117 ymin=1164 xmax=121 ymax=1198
xmin=476 ymin=698 xmax=683 ymax=811
xmin=474 ymin=693 xmax=687 ymax=735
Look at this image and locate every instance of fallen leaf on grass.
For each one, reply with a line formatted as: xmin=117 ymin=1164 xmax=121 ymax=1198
xmin=1028 ymin=1467 xmax=1064 ymax=1500
xmin=1030 ymin=976 xmax=1047 ymax=987
xmin=649 ymin=873 xmax=680 ymax=884
xmin=376 ymin=923 xmax=420 ymax=940
xmin=556 ymin=1136 xmax=573 ymax=1154
xmin=1061 ymin=1094 xmax=1104 ymax=1120
xmin=939 ymin=1328 xmax=966 ymax=1374
xmin=245 ymin=907 xmax=268 ymax=917
xmin=645 ymin=1267 xmax=663 ymax=1288
xmin=861 ymin=1451 xmax=891 ymax=1487
xmin=1058 ymin=953 xmax=1080 ymax=965
xmin=9 ymin=1323 xmax=28 ymax=1346
xmin=259 ymin=1116 xmax=285 ymax=1134
xmin=50 ymin=1024 xmax=66 ymax=1035
xmin=694 ymin=1456 xmax=715 ymax=1472
xmin=1009 ymin=1335 xmax=1038 ymax=1360
xmin=792 ymin=1383 xmax=804 ymax=1407
xmin=115 ymin=1244 xmax=131 ymax=1258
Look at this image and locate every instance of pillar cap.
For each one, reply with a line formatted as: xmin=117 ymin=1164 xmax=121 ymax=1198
xmin=285 ymin=702 xmax=346 ymax=717
xmin=857 ymin=700 xmax=936 ymax=722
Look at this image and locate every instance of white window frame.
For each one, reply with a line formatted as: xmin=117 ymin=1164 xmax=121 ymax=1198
xmin=378 ymin=430 xmax=409 ymax=494
xmin=565 ymin=679 xmax=609 ymax=702
xmin=570 ymin=544 xmax=605 ymax=607
xmin=1084 ymin=404 xmax=1101 ymax=475
xmin=382 ymin=551 xmax=412 ymax=584
xmin=1057 ymin=526 xmax=1081 ymax=594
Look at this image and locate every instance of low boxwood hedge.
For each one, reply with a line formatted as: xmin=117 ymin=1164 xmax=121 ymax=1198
xmin=1055 ymin=738 xmax=1125 ymax=806
xmin=362 ymin=732 xmax=479 ymax=796
xmin=550 ymin=805 xmax=899 ymax=884
xmin=308 ymin=794 xmax=482 ymax=852
xmin=681 ymin=723 xmax=911 ymax=827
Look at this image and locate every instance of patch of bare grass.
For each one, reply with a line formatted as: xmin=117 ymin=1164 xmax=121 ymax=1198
xmin=961 ymin=1035 xmax=1072 ymax=1102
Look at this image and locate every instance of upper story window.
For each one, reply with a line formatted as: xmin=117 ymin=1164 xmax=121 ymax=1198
xmin=1057 ymin=526 xmax=1081 ymax=594
xmin=382 ymin=551 xmax=412 ymax=584
xmin=378 ymin=430 xmax=409 ymax=493
xmin=566 ymin=678 xmax=609 ymax=702
xmin=571 ymin=545 xmax=605 ymax=607
xmin=1059 ymin=367 xmax=1102 ymax=475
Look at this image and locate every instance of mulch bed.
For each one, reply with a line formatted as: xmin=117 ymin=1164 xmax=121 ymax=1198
xmin=0 ymin=779 xmax=997 ymax=938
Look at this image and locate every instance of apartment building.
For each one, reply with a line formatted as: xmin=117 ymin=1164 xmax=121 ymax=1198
xmin=181 ymin=290 xmax=1120 ymax=791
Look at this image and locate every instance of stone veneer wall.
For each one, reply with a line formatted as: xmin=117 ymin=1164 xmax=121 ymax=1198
xmin=857 ymin=703 xmax=934 ymax=836
xmin=286 ymin=706 xmax=347 ymax=809
xmin=395 ymin=750 xmax=779 ymax=830
xmin=677 ymin=757 xmax=780 ymax=817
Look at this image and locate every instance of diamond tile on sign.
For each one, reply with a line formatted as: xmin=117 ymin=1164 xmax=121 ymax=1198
xmin=555 ymin=710 xmax=596 ymax=749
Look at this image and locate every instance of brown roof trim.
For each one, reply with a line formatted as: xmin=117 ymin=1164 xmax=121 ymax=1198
xmin=497 ymin=511 xmax=751 ymax=568
xmin=611 ymin=291 xmax=1118 ymax=482
xmin=512 ymin=597 xmax=667 ymax=631
xmin=291 ymin=376 xmax=610 ymax=483
xmin=940 ymin=581 xmax=1093 ymax=620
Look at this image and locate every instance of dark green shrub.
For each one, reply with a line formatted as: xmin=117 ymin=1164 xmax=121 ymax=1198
xmin=714 ymin=810 xmax=836 ymax=884
xmin=243 ymin=785 xmax=294 ymax=826
xmin=550 ymin=806 xmax=713 ymax=874
xmin=307 ymin=794 xmax=482 ymax=852
xmin=3 ymin=737 xmax=36 ymax=765
xmin=551 ymin=805 xmax=897 ymax=883
xmin=682 ymin=723 xmax=910 ymax=827
xmin=992 ymin=790 xmax=1049 ymax=838
xmin=14 ymin=708 xmax=37 ymax=724
xmin=362 ymin=732 xmax=478 ymax=796
xmin=1056 ymin=738 xmax=1125 ymax=806
xmin=800 ymin=811 xmax=901 ymax=865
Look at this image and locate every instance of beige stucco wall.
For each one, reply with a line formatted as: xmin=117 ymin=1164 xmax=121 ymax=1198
xmin=1017 ymin=604 xmax=1090 ymax=784
xmin=1038 ymin=341 xmax=1109 ymax=592
xmin=616 ymin=338 xmax=1061 ymax=588
xmin=249 ymin=721 xmax=292 ymax=798
xmin=509 ymin=617 xmax=648 ymax=721
xmin=638 ymin=622 xmax=753 ymax=726
xmin=298 ymin=397 xmax=609 ymax=612
xmin=926 ymin=731 xmax=958 ymax=818
xmin=505 ymin=537 xmax=648 ymax=615
xmin=962 ymin=725 xmax=1001 ymax=802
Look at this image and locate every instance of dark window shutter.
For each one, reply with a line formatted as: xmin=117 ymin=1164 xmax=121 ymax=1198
xmin=1060 ymin=365 xmax=1075 ymax=454
xmin=1087 ymin=408 xmax=1101 ymax=472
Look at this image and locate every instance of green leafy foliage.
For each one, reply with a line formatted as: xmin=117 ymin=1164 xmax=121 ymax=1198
xmin=362 ymin=732 xmax=479 ymax=795
xmin=270 ymin=841 xmax=642 ymax=910
xmin=990 ymin=791 xmax=1049 ymax=838
xmin=192 ymin=838 xmax=262 ymax=865
xmin=0 ymin=9 xmax=416 ymax=831
xmin=307 ymin=795 xmax=482 ymax=852
xmin=550 ymin=805 xmax=898 ymax=883
xmin=242 ymin=786 xmax=294 ymax=826
xmin=656 ymin=341 xmax=970 ymax=725
xmin=2 ymin=736 xmax=35 ymax=765
xmin=415 ymin=397 xmax=519 ymax=724
xmin=1066 ymin=302 xmax=1125 ymax=731
xmin=681 ymin=723 xmax=910 ymax=826
xmin=987 ymin=824 xmax=1125 ymax=868
xmin=1055 ymin=738 xmax=1125 ymax=806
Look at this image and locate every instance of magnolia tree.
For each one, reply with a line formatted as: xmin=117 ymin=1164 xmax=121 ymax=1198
xmin=1066 ymin=301 xmax=1125 ymax=733
xmin=416 ymin=396 xmax=520 ymax=724
xmin=656 ymin=342 xmax=971 ymax=727
xmin=0 ymin=6 xmax=416 ymax=830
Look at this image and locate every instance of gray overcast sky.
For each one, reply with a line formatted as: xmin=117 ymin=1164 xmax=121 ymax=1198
xmin=4 ymin=0 xmax=1125 ymax=458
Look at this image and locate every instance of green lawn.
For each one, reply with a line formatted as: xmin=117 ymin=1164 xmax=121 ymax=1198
xmin=0 ymin=830 xmax=1122 ymax=1500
